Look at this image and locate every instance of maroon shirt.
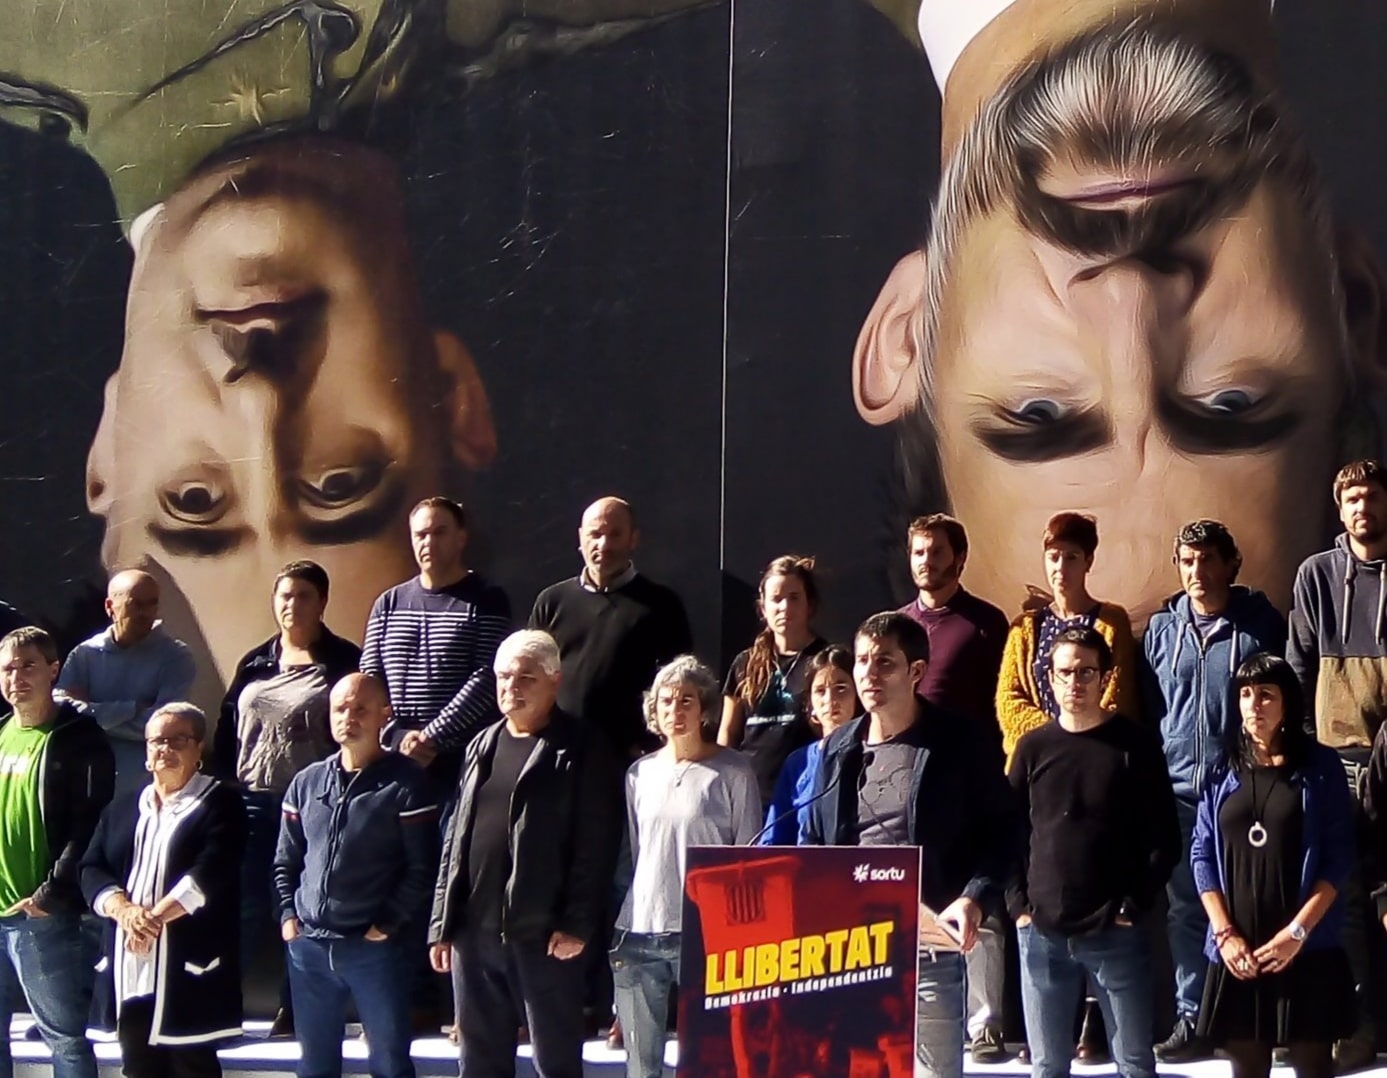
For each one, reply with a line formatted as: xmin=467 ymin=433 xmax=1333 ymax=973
xmin=898 ymin=588 xmax=1009 ymax=736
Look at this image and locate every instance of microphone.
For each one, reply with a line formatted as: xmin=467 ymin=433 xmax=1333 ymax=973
xmin=746 ymin=752 xmax=856 ymax=846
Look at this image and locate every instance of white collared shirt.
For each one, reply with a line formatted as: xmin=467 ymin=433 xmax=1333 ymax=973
xmin=579 ymin=562 xmax=638 ymax=594
xmin=95 ymin=773 xmax=210 ymax=1002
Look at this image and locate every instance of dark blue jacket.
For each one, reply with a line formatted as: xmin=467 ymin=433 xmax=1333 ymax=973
xmin=1191 ymin=742 xmax=1353 ymax=962
xmin=1140 ymin=587 xmax=1286 ymax=801
xmin=803 ymin=704 xmax=1017 ymax=914
xmin=273 ymin=751 xmax=439 ymax=938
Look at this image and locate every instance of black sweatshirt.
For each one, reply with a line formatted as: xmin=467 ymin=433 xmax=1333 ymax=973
xmin=1007 ymin=714 xmax=1180 ymax=936
xmin=529 ymin=574 xmax=692 ymax=756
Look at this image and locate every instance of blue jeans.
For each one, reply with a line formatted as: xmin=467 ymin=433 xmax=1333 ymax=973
xmin=286 ymin=934 xmax=414 ymax=1078
xmin=610 ymin=930 xmax=678 ymax=1078
xmin=1018 ymin=923 xmax=1154 ymax=1078
xmin=1166 ymin=796 xmax=1207 ymax=1021
xmin=916 ymin=949 xmax=965 ymax=1078
xmin=0 ymin=912 xmax=97 ymax=1078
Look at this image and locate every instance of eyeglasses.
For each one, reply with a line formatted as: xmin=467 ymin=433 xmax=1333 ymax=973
xmin=146 ymin=734 xmax=199 ymax=749
xmin=1051 ymin=666 xmax=1101 ymax=684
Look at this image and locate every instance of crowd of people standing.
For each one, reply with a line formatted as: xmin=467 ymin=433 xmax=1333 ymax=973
xmin=5 ymin=459 xmax=1387 ymax=1078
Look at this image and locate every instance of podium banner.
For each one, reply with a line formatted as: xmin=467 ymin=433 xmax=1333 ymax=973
xmin=678 ymin=845 xmax=920 ymax=1078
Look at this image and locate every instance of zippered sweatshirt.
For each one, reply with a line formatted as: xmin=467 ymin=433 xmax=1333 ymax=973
xmin=1288 ymin=534 xmax=1387 ymax=749
xmin=273 ymin=752 xmax=439 ymax=938
xmin=1141 ymin=587 xmax=1287 ymax=800
xmin=0 ymin=700 xmax=115 ymax=913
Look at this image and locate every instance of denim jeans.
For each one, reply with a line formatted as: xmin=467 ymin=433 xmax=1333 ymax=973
xmin=1166 ymin=796 xmax=1207 ymax=1021
xmin=964 ymin=919 xmax=1004 ymax=1038
xmin=1017 ymin=922 xmax=1154 ymax=1078
xmin=916 ymin=949 xmax=965 ymax=1078
xmin=0 ymin=912 xmax=97 ymax=1078
xmin=286 ymin=934 xmax=414 ymax=1078
xmin=610 ymin=930 xmax=678 ymax=1078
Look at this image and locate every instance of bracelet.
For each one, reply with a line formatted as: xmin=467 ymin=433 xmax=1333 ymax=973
xmin=1213 ymin=925 xmax=1237 ymax=945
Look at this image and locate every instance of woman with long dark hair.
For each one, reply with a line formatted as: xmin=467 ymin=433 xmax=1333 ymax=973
xmin=758 ymin=644 xmax=859 ymax=846
xmin=718 ymin=555 xmax=827 ymax=802
xmin=1191 ymin=654 xmax=1354 ymax=1078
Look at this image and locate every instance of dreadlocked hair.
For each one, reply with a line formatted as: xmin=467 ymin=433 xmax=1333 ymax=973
xmin=738 ymin=555 xmax=820 ymax=707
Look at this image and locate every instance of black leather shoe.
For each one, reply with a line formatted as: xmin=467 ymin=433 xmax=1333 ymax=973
xmin=1155 ymin=1016 xmax=1212 ymax=1063
xmin=268 ymin=1007 xmax=295 ymax=1038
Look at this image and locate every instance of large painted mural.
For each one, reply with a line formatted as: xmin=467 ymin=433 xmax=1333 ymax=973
xmin=2 ymin=0 xmax=1385 ymax=714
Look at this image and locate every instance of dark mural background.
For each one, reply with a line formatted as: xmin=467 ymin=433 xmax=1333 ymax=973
xmin=1 ymin=0 xmax=1386 ymax=714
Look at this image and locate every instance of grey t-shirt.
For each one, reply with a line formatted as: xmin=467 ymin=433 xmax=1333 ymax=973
xmin=856 ymin=738 xmax=919 ymax=846
xmin=236 ymin=664 xmax=333 ymax=793
xmin=616 ymin=746 xmax=762 ymax=934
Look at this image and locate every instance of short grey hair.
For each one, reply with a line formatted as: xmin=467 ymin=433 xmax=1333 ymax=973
xmin=494 ymin=630 xmax=562 ymax=678
xmin=644 ymin=655 xmax=721 ymax=738
xmin=147 ymin=702 xmax=207 ymax=743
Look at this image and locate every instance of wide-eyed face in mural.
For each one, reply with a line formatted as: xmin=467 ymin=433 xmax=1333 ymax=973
xmin=86 ymin=137 xmax=496 ymax=690
xmin=854 ymin=15 xmax=1387 ymax=626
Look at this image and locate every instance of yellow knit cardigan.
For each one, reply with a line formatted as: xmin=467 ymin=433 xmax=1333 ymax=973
xmin=996 ymin=602 xmax=1140 ymax=766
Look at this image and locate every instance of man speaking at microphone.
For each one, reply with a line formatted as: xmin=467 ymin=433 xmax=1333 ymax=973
xmin=803 ymin=612 xmax=1016 ymax=1078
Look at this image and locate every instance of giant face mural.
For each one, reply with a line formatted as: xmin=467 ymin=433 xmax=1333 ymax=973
xmin=849 ymin=0 xmax=1387 ymax=626
xmin=0 ymin=0 xmax=1384 ymax=719
xmin=85 ymin=138 xmax=495 ymax=689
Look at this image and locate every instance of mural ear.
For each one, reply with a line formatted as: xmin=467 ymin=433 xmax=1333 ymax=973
xmin=1338 ymin=228 xmax=1387 ymax=385
xmin=853 ymin=249 xmax=928 ymax=426
xmin=433 ymin=330 xmax=497 ymax=470
xmin=85 ymin=376 xmax=120 ymax=516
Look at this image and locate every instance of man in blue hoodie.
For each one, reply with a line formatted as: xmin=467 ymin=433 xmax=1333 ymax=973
xmin=1140 ymin=521 xmax=1286 ymax=1062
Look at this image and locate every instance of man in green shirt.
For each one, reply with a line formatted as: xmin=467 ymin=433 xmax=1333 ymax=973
xmin=0 ymin=627 xmax=114 ymax=1078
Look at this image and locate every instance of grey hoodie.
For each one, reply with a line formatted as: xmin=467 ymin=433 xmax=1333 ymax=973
xmin=1288 ymin=533 xmax=1387 ymax=749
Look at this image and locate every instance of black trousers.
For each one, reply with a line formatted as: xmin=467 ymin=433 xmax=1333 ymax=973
xmin=117 ymin=998 xmax=221 ymax=1078
xmin=453 ymin=930 xmax=585 ymax=1078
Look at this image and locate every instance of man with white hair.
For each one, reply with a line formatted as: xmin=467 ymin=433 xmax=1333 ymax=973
xmin=429 ymin=629 xmax=618 ymax=1078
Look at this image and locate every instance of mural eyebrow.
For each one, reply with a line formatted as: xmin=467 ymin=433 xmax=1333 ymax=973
xmin=971 ymin=409 xmax=1110 ymax=462
xmin=1156 ymin=393 xmax=1300 ymax=454
xmin=146 ymin=523 xmax=251 ymax=558
xmin=297 ymin=480 xmax=408 ymax=547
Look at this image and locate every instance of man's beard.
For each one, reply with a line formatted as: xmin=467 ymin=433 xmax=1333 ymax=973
xmin=916 ymin=561 xmax=961 ymax=592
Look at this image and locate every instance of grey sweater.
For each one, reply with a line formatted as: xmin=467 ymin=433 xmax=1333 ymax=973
xmin=616 ymin=747 xmax=761 ymax=934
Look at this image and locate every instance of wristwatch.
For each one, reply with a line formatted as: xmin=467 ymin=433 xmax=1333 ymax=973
xmin=1289 ymin=920 xmax=1308 ymax=942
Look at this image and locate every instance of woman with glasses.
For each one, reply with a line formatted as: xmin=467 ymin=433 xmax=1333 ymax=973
xmin=82 ymin=703 xmax=246 ymax=1078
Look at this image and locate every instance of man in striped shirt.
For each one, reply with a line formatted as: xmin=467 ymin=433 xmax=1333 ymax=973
xmin=362 ymin=497 xmax=512 ymax=785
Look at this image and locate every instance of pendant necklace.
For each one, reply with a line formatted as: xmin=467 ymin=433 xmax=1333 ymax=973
xmin=1247 ymin=766 xmax=1273 ymax=849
